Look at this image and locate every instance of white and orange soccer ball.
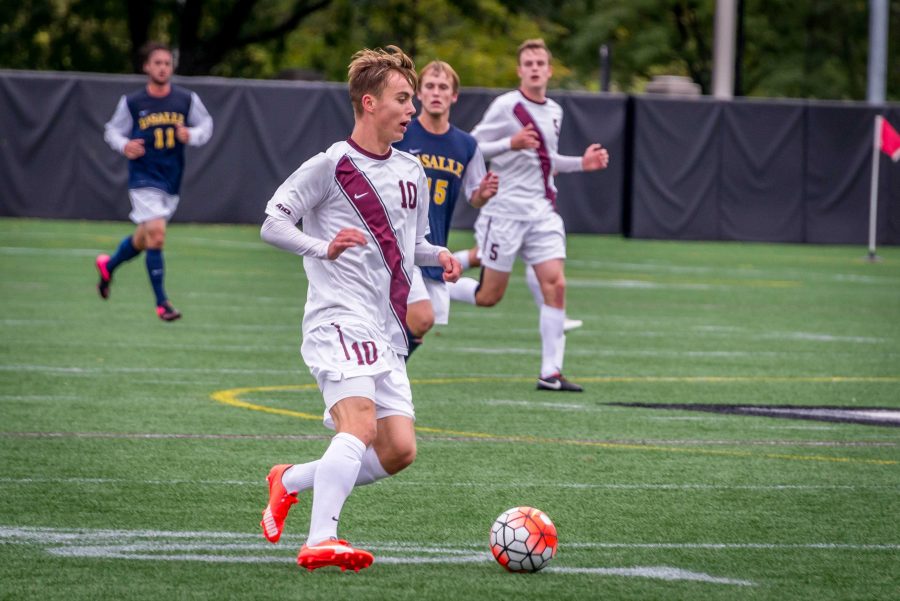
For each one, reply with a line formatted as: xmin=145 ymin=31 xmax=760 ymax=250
xmin=489 ymin=506 xmax=558 ymax=573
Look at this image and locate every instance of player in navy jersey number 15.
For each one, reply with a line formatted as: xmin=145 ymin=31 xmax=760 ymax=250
xmin=96 ymin=41 xmax=213 ymax=321
xmin=393 ymin=60 xmax=498 ymax=357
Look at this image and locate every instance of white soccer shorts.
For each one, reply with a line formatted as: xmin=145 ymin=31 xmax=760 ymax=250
xmin=128 ymin=187 xmax=180 ymax=224
xmin=409 ymin=266 xmax=450 ymax=325
xmin=474 ymin=211 xmax=567 ymax=273
xmin=300 ymin=320 xmax=414 ymax=430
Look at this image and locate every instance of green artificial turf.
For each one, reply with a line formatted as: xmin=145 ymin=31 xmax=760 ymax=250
xmin=1 ymin=218 xmax=898 ymax=600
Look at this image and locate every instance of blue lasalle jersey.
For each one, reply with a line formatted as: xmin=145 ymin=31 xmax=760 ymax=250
xmin=125 ymin=85 xmax=193 ymax=194
xmin=394 ymin=119 xmax=478 ymax=281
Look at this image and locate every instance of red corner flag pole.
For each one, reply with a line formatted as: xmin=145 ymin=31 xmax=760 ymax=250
xmin=867 ymin=116 xmax=900 ymax=262
xmin=868 ymin=116 xmax=883 ymax=262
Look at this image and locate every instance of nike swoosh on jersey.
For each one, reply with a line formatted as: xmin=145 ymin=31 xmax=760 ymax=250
xmin=408 ymin=148 xmax=421 ymax=154
xmin=354 ymin=192 xmax=368 ymax=199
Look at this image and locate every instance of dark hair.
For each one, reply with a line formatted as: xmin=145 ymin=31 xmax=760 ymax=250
xmin=139 ymin=41 xmax=172 ymax=65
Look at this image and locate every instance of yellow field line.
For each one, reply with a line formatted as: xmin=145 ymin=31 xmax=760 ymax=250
xmin=209 ymin=378 xmax=899 ymax=467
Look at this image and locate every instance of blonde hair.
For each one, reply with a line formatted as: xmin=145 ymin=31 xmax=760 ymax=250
xmin=418 ymin=60 xmax=460 ymax=94
xmin=517 ymin=38 xmax=552 ymax=64
xmin=348 ymin=46 xmax=417 ymax=116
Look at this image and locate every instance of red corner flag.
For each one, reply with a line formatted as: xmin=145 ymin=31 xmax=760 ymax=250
xmin=880 ymin=117 xmax=900 ymax=162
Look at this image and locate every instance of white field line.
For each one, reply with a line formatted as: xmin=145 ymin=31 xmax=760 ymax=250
xmin=5 ymin=525 xmax=899 ymax=583
xmin=0 ymin=320 xmax=292 ymax=333
xmin=1 ymin=476 xmax=898 ymax=492
xmin=565 ymin=259 xmax=900 ymax=287
xmin=546 ymin=566 xmax=753 ymax=585
xmin=0 ymin=340 xmax=298 ymax=353
xmin=446 ymin=347 xmax=896 ymax=358
xmin=566 ymin=542 xmax=900 ymax=551
xmin=0 ymin=364 xmax=298 ymax=376
xmin=0 ymin=247 xmax=99 ymax=256
xmin=485 ymin=399 xmax=592 ymax=411
xmin=1 ymin=431 xmax=897 ymax=447
xmin=0 ymin=526 xmax=754 ymax=584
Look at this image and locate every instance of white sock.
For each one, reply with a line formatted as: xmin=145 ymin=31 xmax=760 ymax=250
xmin=447 ymin=276 xmax=478 ymax=304
xmin=555 ymin=333 xmax=567 ymax=374
xmin=524 ymin=264 xmax=543 ymax=308
xmin=281 ymin=461 xmax=316 ymax=494
xmin=355 ymin=446 xmax=391 ymax=485
xmin=282 ymin=446 xmax=390 ymax=493
xmin=539 ymin=304 xmax=566 ymax=378
xmin=306 ymin=432 xmax=366 ymax=546
xmin=454 ymin=249 xmax=471 ymax=271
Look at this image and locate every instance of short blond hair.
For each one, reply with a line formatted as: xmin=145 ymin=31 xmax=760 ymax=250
xmin=347 ymin=46 xmax=417 ymax=116
xmin=517 ymin=38 xmax=552 ymax=64
xmin=418 ymin=60 xmax=460 ymax=93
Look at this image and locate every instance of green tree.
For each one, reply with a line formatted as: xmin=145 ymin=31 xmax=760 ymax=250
xmin=0 ymin=0 xmax=333 ymax=75
xmin=277 ymin=0 xmax=556 ymax=87
xmin=0 ymin=0 xmax=896 ymax=100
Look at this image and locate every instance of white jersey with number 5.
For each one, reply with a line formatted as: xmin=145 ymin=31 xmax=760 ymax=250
xmin=265 ymin=139 xmax=435 ymax=354
xmin=471 ymin=90 xmax=565 ymax=222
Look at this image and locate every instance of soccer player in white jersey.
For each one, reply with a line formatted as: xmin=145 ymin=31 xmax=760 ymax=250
xmin=258 ymin=46 xmax=461 ymax=572
xmin=448 ymin=39 xmax=609 ymax=392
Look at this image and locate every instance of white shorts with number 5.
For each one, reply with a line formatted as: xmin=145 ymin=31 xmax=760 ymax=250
xmin=474 ymin=211 xmax=566 ymax=273
xmin=301 ymin=320 xmax=414 ymax=429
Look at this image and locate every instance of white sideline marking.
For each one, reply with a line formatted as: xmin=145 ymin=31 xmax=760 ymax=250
xmin=0 ymin=247 xmax=99 ymax=256
xmin=0 ymin=526 xmax=754 ymax=584
xmin=2 ymin=476 xmax=898 ymax=493
xmin=0 ymin=364 xmax=297 ymax=376
xmin=566 ymin=542 xmax=900 ymax=550
xmin=546 ymin=566 xmax=753 ymax=585
xmin=761 ymin=331 xmax=884 ymax=344
xmin=485 ymin=399 xmax=590 ymax=411
xmin=1 ymin=430 xmax=895 ymax=448
xmin=449 ymin=347 xmax=821 ymax=358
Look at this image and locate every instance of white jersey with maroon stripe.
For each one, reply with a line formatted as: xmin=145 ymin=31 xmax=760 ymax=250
xmin=471 ymin=90 xmax=564 ymax=222
xmin=265 ymin=139 xmax=431 ymax=354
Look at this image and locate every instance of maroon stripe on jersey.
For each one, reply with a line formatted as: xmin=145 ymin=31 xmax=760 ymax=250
xmin=513 ymin=102 xmax=556 ymax=206
xmin=334 ymin=154 xmax=409 ymax=336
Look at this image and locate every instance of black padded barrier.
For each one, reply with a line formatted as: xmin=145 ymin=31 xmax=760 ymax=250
xmin=0 ymin=70 xmax=626 ymax=235
xmin=629 ymin=95 xmax=900 ymax=244
xmin=1 ymin=69 xmax=898 ymax=244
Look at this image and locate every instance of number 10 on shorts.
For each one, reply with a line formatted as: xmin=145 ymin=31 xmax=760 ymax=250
xmin=333 ymin=323 xmax=378 ymax=366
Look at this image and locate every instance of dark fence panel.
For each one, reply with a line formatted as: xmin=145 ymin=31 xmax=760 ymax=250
xmin=630 ymin=95 xmax=900 ymax=244
xmin=720 ymin=100 xmax=805 ymax=242
xmin=2 ymin=70 xmax=899 ymax=245
xmin=631 ymin=97 xmax=722 ymax=239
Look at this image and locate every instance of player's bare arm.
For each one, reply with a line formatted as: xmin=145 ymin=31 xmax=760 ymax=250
xmin=123 ymin=139 xmax=145 ymax=159
xmin=510 ymin=123 xmax=541 ymax=150
xmin=438 ymin=250 xmax=461 ymax=283
xmin=470 ymin=171 xmax=499 ymax=209
xmin=582 ymin=143 xmax=609 ymax=171
xmin=327 ymin=227 xmax=368 ymax=260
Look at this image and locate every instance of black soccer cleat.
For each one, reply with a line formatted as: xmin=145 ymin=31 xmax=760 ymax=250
xmin=536 ymin=373 xmax=583 ymax=392
xmin=156 ymin=301 xmax=182 ymax=322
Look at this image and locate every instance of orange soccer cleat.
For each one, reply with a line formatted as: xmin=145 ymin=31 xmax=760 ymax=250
xmin=260 ymin=464 xmax=298 ymax=543
xmin=297 ymin=539 xmax=374 ymax=572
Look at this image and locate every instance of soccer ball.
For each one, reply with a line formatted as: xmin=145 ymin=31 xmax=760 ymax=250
xmin=489 ymin=506 xmax=558 ymax=573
